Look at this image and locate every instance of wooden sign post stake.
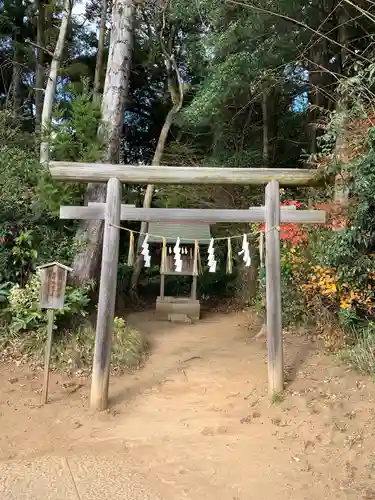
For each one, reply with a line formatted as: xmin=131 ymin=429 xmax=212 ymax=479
xmin=42 ymin=308 xmax=55 ymax=405
xmin=38 ymin=261 xmax=72 ymax=404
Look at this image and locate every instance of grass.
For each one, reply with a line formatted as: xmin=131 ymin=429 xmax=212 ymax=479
xmin=341 ymin=324 xmax=375 ymax=377
xmin=270 ymin=391 xmax=284 ymax=404
xmin=1 ymin=316 xmax=149 ymax=374
xmin=55 ymin=318 xmax=149 ymax=373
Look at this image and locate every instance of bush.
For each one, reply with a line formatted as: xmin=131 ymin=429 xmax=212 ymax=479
xmin=36 ymin=316 xmax=148 ymax=373
xmin=2 ymin=272 xmax=148 ymax=373
xmin=0 ymin=140 xmax=79 ymax=287
xmin=341 ymin=323 xmax=375 ymax=376
xmin=111 ymin=317 xmax=148 ymax=370
xmin=0 ymin=88 xmax=101 ymax=290
xmin=7 ymin=272 xmax=93 ymax=335
xmin=255 ymin=242 xmax=310 ymax=327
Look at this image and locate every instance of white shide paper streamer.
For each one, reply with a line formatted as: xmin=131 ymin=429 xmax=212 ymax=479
xmin=238 ymin=234 xmax=251 ymax=267
xmin=141 ymin=234 xmax=151 ymax=267
xmin=173 ymin=237 xmax=182 ymax=272
xmin=207 ymin=238 xmax=217 ymax=273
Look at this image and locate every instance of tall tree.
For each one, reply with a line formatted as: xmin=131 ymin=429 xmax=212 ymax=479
xmin=11 ymin=0 xmax=23 ymax=114
xmin=93 ymin=0 xmax=107 ymax=103
xmin=35 ymin=0 xmax=45 ymax=132
xmin=129 ymin=1 xmax=184 ymax=297
xmin=71 ymin=0 xmax=134 ymax=284
xmin=40 ymin=0 xmax=74 ymax=166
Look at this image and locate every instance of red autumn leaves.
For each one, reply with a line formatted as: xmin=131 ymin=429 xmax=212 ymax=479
xmin=259 ymin=199 xmax=347 ymax=244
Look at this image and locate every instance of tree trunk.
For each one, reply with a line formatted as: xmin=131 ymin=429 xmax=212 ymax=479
xmin=333 ymin=5 xmax=349 ymax=207
xmin=11 ymin=0 xmax=23 ymax=116
xmin=40 ymin=0 xmax=73 ymax=167
xmin=35 ymin=0 xmax=45 ymax=134
xmin=262 ymin=84 xmax=269 ymax=167
xmin=71 ymin=0 xmax=134 ymax=285
xmin=307 ymin=46 xmax=321 ymax=155
xmin=236 ymin=243 xmax=259 ymax=305
xmin=129 ymin=53 xmax=184 ymax=298
xmin=307 ymin=33 xmax=332 ymax=155
xmin=93 ymin=0 xmax=107 ymax=103
xmin=269 ymin=90 xmax=278 ymax=164
xmin=11 ymin=49 xmax=21 ymax=115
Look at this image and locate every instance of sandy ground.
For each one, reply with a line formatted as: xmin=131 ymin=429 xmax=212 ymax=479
xmin=1 ymin=310 xmax=375 ymax=499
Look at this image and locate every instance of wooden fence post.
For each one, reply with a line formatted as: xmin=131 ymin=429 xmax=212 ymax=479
xmin=265 ymin=179 xmax=283 ymax=394
xmin=90 ymin=177 xmax=122 ymax=411
xmin=41 ymin=309 xmax=55 ymax=404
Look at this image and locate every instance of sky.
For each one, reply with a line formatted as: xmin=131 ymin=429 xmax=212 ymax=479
xmin=72 ymin=0 xmax=97 ymax=35
xmin=72 ymin=1 xmax=86 ymax=18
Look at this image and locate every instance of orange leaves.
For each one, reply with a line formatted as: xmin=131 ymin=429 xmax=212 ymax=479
xmin=301 ymin=264 xmax=374 ymax=314
xmin=314 ymin=201 xmax=348 ymax=230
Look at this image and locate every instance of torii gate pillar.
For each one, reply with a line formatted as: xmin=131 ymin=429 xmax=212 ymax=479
xmin=90 ymin=178 xmax=121 ymax=411
xmin=265 ymin=180 xmax=283 ymax=394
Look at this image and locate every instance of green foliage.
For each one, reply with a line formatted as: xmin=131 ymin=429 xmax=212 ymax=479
xmin=38 ymin=316 xmax=148 ymax=373
xmin=0 ymin=143 xmax=40 ymax=231
xmin=341 ymin=323 xmax=375 ymax=377
xmin=0 ymin=80 xmax=103 ymax=289
xmin=0 ymin=281 xmax=12 ymax=304
xmin=111 ymin=317 xmax=148 ymax=370
xmin=280 ymin=273 xmax=307 ymax=327
xmin=0 ymin=140 xmax=45 ymax=283
xmin=52 ymin=79 xmax=103 ymax=163
xmin=270 ymin=391 xmax=284 ymax=405
xmin=258 ymin=246 xmax=308 ymax=327
xmin=36 ymin=79 xmax=102 ymax=216
xmin=7 ymin=272 xmax=93 ymax=335
xmin=11 ymin=230 xmax=38 ymax=286
xmin=0 ymin=145 xmax=78 ymax=285
xmin=310 ymin=133 xmax=375 ymax=312
xmin=271 ymin=63 xmax=375 ymax=339
xmin=0 ymin=104 xmax=87 ymax=288
xmin=36 ymin=169 xmax=84 ymax=218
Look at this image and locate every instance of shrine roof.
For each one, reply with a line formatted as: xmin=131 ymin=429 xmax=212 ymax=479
xmin=147 ymin=222 xmax=211 ymax=244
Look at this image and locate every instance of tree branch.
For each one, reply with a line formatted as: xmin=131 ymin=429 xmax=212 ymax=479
xmin=25 ymin=39 xmax=54 ymax=58
xmin=129 ymin=0 xmax=185 ymax=297
xmin=226 ymin=0 xmax=372 ymax=64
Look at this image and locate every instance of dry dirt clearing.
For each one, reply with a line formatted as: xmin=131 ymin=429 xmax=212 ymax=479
xmin=1 ymin=310 xmax=375 ymax=499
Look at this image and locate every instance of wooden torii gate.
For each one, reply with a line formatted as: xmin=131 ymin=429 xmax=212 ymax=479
xmin=49 ymin=161 xmax=327 ymax=411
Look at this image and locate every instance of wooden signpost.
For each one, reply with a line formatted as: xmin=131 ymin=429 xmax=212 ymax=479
xmin=48 ymin=163 xmax=328 ymax=408
xmin=38 ymin=262 xmax=72 ymax=404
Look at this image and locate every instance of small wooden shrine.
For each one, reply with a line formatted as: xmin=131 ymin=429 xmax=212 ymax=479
xmin=148 ymin=222 xmax=211 ymax=320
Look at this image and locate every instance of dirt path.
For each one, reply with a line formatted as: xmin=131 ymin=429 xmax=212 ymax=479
xmin=1 ymin=310 xmax=375 ymax=499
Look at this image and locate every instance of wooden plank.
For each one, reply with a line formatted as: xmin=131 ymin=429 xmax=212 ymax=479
xmin=90 ymin=178 xmax=122 ymax=411
xmin=60 ymin=205 xmax=105 ymax=220
xmin=60 ymin=204 xmax=326 ymax=224
xmin=39 ymin=266 xmax=68 ymax=309
xmin=87 ymin=202 xmax=135 ymax=208
xmin=41 ymin=309 xmax=55 ymax=405
xmin=191 ymin=275 xmax=198 ymax=300
xmin=59 ymin=203 xmax=134 ymax=220
xmin=265 ymin=180 xmax=283 ymax=395
xmin=160 ymin=274 xmax=165 ymax=300
xmin=49 ymin=161 xmax=324 ymax=186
